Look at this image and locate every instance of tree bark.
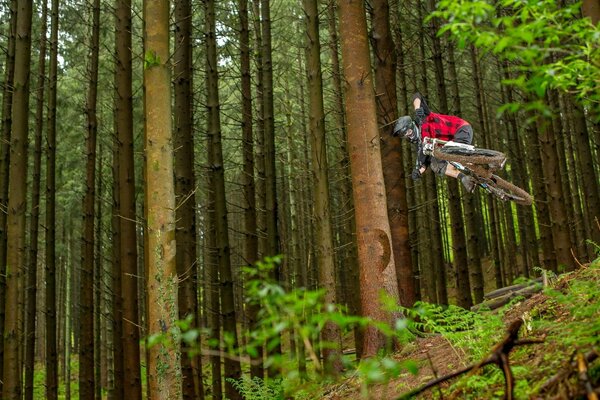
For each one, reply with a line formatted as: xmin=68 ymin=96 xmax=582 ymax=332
xmin=428 ymin=2 xmax=472 ymax=308
xmin=23 ymin=1 xmax=46 ymax=398
xmin=260 ymin=0 xmax=280 ymax=261
xmin=582 ymin=0 xmax=600 ymax=24
xmin=303 ymin=0 xmax=343 ymax=374
xmin=205 ymin=0 xmax=243 ymax=395
xmin=239 ymin=0 xmax=262 ymax=379
xmin=45 ymin=1 xmax=60 ymax=397
xmin=144 ymin=0 xmax=183 ymax=397
xmin=173 ymin=0 xmax=204 ymax=397
xmin=371 ymin=0 xmax=415 ymax=308
xmin=0 ymin=1 xmax=16 ymax=387
xmin=79 ymin=0 xmax=100 ymax=396
xmin=338 ymin=0 xmax=400 ymax=357
xmin=115 ymin=0 xmax=142 ymax=396
xmin=2 ymin=0 xmax=32 ymax=397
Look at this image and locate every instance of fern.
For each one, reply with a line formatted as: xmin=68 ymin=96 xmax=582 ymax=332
xmin=227 ymin=376 xmax=284 ymax=400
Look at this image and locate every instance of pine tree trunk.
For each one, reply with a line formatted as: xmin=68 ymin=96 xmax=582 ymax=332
xmin=204 ymin=0 xmax=242 ymax=395
xmin=500 ymin=61 xmax=537 ymax=276
xmin=303 ymin=0 xmax=343 ymax=374
xmin=371 ymin=0 xmax=415 ymax=307
xmin=0 ymin=1 xmax=16 ymax=387
xmin=45 ymin=1 xmax=60 ymax=397
xmin=582 ymin=0 xmax=600 ymax=24
xmin=23 ymin=1 xmax=46 ymax=398
xmin=538 ymin=98 xmax=572 ymax=270
xmin=79 ymin=0 xmax=100 ymax=395
xmin=94 ymin=145 xmax=104 ymax=400
xmin=338 ymin=0 xmax=400 ymax=357
xmin=524 ymin=119 xmax=557 ymax=272
xmin=144 ymin=0 xmax=183 ymax=397
xmin=239 ymin=0 xmax=262 ymax=380
xmin=569 ymin=100 xmax=600 ymax=252
xmin=173 ymin=0 xmax=204 ymax=397
xmin=260 ymin=0 xmax=280 ymax=262
xmin=428 ymin=4 xmax=472 ymax=308
xmin=450 ymin=45 xmax=484 ymax=302
xmin=115 ymin=0 xmax=142 ymax=395
xmin=110 ymin=128 xmax=124 ymax=400
xmin=326 ymin=1 xmax=363 ymax=357
xmin=413 ymin=1 xmax=447 ymax=305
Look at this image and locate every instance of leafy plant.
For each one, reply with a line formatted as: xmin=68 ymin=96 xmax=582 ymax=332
xmin=227 ymin=376 xmax=284 ymax=400
xmin=432 ymin=0 xmax=600 ymax=119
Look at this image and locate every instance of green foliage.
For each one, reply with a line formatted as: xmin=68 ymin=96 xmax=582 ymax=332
xmin=438 ymin=261 xmax=600 ymax=398
xmin=227 ymin=376 xmax=285 ymax=400
xmin=432 ymin=0 xmax=600 ymax=118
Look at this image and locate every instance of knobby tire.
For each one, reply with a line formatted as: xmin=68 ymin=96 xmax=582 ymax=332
xmin=488 ymin=174 xmax=533 ymax=206
xmin=434 ymin=145 xmax=506 ymax=167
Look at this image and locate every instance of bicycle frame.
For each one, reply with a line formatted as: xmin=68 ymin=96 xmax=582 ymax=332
xmin=422 ymin=137 xmax=475 ymax=156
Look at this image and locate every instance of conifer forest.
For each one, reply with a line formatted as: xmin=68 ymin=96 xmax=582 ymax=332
xmin=0 ymin=0 xmax=599 ymax=398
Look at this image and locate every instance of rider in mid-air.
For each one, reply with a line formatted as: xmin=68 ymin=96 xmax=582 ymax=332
xmin=393 ymin=93 xmax=477 ymax=193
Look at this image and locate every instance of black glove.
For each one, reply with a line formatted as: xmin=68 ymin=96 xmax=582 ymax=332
xmin=411 ymin=168 xmax=422 ymax=181
xmin=415 ymin=107 xmax=426 ymax=126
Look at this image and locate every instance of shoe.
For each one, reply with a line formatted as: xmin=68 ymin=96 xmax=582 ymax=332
xmin=460 ymin=174 xmax=477 ymax=193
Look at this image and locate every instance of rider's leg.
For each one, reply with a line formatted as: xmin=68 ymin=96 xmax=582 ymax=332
xmin=445 ymin=163 xmax=477 ymax=193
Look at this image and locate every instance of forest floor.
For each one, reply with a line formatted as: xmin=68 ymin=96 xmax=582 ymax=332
xmin=321 ymin=257 xmax=600 ymax=399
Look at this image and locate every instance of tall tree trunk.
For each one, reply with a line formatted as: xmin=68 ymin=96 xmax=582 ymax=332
xmin=450 ymin=45 xmax=484 ymax=302
xmin=570 ymin=100 xmax=600 ymax=251
xmin=428 ymin=1 xmax=472 ymax=308
xmin=326 ymin=1 xmax=363 ymax=357
xmin=303 ymin=0 xmax=343 ymax=374
xmin=45 ymin=0 xmax=59 ymax=397
xmin=174 ymin=0 xmax=203 ymax=397
xmin=370 ymin=0 xmax=415 ymax=307
xmin=204 ymin=0 xmax=242 ymax=395
xmin=144 ymin=0 xmax=183 ymax=397
xmin=538 ymin=97 xmax=572 ymax=270
xmin=260 ymin=0 xmax=280 ymax=261
xmin=115 ymin=0 xmax=142 ymax=396
xmin=524 ymin=117 xmax=557 ymax=272
xmin=79 ymin=0 xmax=100 ymax=395
xmin=0 ymin=1 xmax=17 ymax=387
xmin=413 ymin=1 xmax=447 ymax=305
xmin=500 ymin=61 xmax=538 ymax=276
xmin=111 ymin=127 xmax=124 ymax=400
xmin=338 ymin=0 xmax=400 ymax=357
xmin=94 ymin=145 xmax=104 ymax=400
xmin=582 ymin=0 xmax=600 ymax=24
xmin=239 ymin=0 xmax=262 ymax=379
xmin=24 ymin=1 xmax=46 ymax=398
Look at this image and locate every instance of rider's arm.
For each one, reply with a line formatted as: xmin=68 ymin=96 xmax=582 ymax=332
xmin=412 ymin=93 xmax=430 ymax=125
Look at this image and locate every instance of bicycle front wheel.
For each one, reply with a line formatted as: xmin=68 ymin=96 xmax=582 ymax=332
xmin=487 ymin=175 xmax=533 ymax=206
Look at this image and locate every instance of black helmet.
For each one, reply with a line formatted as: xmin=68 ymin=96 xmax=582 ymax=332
xmin=393 ymin=116 xmax=419 ymax=143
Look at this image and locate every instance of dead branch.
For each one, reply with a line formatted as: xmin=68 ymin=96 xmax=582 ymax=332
xmin=538 ymin=350 xmax=599 ymax=397
xmin=484 ymin=277 xmax=543 ymax=300
xmin=472 ymin=284 xmax=543 ymax=312
xmin=397 ymin=319 xmax=544 ymax=400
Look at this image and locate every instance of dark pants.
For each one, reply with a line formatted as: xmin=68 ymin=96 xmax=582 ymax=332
xmin=431 ymin=125 xmax=473 ymax=175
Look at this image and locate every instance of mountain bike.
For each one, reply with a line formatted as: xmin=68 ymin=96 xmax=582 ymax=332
xmin=422 ymin=137 xmax=533 ymax=206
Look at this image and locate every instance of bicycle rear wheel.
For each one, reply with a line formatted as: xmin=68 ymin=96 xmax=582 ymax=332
xmin=434 ymin=145 xmax=506 ymax=168
xmin=486 ymin=174 xmax=533 ymax=206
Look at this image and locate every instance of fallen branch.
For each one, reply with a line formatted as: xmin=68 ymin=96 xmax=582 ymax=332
xmin=484 ymin=277 xmax=543 ymax=300
xmin=397 ymin=319 xmax=544 ymax=400
xmin=472 ymin=283 xmax=543 ymax=312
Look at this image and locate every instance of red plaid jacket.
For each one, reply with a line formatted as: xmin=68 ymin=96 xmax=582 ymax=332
xmin=421 ymin=112 xmax=469 ymax=141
